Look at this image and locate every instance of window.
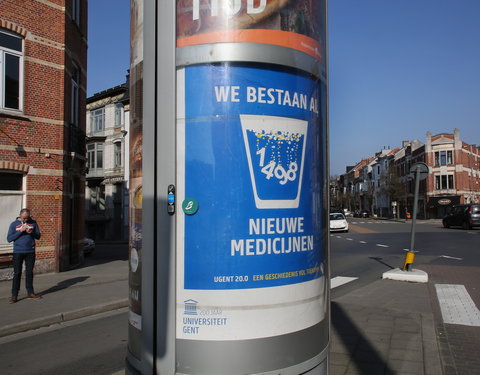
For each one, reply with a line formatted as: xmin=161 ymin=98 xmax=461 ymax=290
xmin=87 ymin=143 xmax=104 ymax=169
xmin=435 ymin=174 xmax=454 ymax=190
xmin=114 ymin=103 xmax=123 ymax=126
xmin=72 ymin=0 xmax=80 ymax=26
xmin=447 ymin=150 xmax=453 ymax=165
xmin=0 ymin=172 xmax=23 ymax=190
xmin=71 ymin=65 xmax=80 ymax=125
xmin=448 ymin=175 xmax=454 ymax=189
xmin=435 ymin=150 xmax=453 ymax=166
xmin=0 ymin=30 xmax=23 ymax=111
xmin=90 ymin=108 xmax=105 ymax=133
xmin=89 ymin=184 xmax=105 ymax=213
xmin=441 ymin=175 xmax=447 ymax=189
xmin=114 ymin=142 xmax=122 ymax=168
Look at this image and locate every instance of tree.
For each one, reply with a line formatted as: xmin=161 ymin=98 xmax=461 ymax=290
xmin=380 ymin=164 xmax=407 ymax=219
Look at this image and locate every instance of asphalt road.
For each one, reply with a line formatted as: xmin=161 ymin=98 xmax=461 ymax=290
xmin=330 ymin=218 xmax=480 ymax=299
xmin=0 ymin=220 xmax=477 ymax=375
xmin=0 ymin=309 xmax=128 ymax=375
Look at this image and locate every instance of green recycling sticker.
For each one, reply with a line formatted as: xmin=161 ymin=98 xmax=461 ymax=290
xmin=182 ymin=198 xmax=199 ymax=215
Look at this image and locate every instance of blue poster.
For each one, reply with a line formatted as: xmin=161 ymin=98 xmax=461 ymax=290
xmin=182 ymin=64 xmax=325 ymax=290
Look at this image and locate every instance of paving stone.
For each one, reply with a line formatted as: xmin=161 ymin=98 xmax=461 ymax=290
xmin=330 ymin=352 xmax=350 ymax=366
xmin=388 ymin=348 xmax=424 ymax=362
xmin=390 ymin=339 xmax=423 ymax=351
xmin=330 ymin=342 xmax=357 ymax=355
xmin=346 ymin=361 xmax=386 ymax=375
xmin=329 ymin=364 xmax=347 ymax=375
xmin=388 ymin=359 xmax=424 ymax=374
xmin=391 ymin=332 xmax=422 ymax=342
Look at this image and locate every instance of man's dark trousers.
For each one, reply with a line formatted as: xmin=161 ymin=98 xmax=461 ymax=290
xmin=12 ymin=252 xmax=36 ymax=297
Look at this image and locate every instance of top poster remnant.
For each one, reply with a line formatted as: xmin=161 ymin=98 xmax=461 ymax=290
xmin=176 ymin=0 xmax=326 ymax=63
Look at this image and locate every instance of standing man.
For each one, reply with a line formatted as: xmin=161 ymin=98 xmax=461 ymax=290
xmin=7 ymin=208 xmax=42 ymax=303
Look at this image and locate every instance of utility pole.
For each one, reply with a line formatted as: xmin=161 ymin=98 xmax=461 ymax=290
xmin=403 ymin=163 xmax=428 ymax=271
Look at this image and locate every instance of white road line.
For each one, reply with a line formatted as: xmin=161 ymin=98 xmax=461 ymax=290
xmin=336 ymin=236 xmax=342 ymax=239
xmin=435 ymin=284 xmax=480 ymax=326
xmin=376 ymin=244 xmax=389 ymax=248
xmin=346 ymin=238 xmax=353 ymax=241
xmin=439 ymin=255 xmax=463 ymax=261
xmin=359 ymin=241 xmax=367 ymax=244
xmin=351 ymin=222 xmax=358 ymax=224
xmin=331 ymin=276 xmax=359 ymax=289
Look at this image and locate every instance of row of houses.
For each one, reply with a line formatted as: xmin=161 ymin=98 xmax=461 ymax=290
xmin=331 ymin=129 xmax=480 ymax=219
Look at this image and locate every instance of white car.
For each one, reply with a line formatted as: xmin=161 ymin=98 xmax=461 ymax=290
xmin=329 ymin=213 xmax=349 ymax=233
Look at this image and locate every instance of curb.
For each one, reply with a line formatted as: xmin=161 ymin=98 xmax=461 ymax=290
xmin=382 ymin=268 xmax=429 ymax=283
xmin=0 ymin=298 xmax=128 ymax=338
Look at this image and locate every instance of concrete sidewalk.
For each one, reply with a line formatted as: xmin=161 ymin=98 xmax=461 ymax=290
xmin=0 ymin=246 xmax=129 ymax=338
xmin=331 ymin=279 xmax=443 ymax=375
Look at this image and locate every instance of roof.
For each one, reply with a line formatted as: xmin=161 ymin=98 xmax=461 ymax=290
xmin=87 ymin=83 xmax=128 ymax=104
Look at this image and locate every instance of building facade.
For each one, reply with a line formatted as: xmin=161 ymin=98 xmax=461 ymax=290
xmin=0 ymin=0 xmax=88 ymax=274
xmin=85 ymin=81 xmax=129 ymax=241
xmin=337 ymin=129 xmax=480 ymax=220
xmin=425 ymin=129 xmax=480 ymax=218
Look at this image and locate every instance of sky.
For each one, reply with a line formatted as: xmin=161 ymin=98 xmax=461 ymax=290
xmin=88 ymin=0 xmax=480 ymax=175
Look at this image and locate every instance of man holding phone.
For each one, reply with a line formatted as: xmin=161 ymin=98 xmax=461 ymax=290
xmin=7 ymin=208 xmax=42 ymax=303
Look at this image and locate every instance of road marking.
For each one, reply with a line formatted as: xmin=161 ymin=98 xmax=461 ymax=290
xmin=435 ymin=284 xmax=480 ymax=326
xmin=346 ymin=238 xmax=353 ymax=241
xmin=331 ymin=276 xmax=358 ymax=289
xmin=336 ymin=236 xmax=342 ymax=239
xmin=376 ymin=244 xmax=389 ymax=248
xmin=351 ymin=221 xmax=358 ymax=224
xmin=439 ymin=255 xmax=463 ymax=261
xmin=359 ymin=241 xmax=367 ymax=244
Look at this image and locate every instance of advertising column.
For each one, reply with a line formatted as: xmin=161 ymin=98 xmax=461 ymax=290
xmin=127 ymin=0 xmax=143 ymax=364
xmin=175 ymin=1 xmax=328 ymax=374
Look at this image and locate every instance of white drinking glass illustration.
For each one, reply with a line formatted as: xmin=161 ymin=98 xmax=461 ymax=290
xmin=240 ymin=115 xmax=308 ymax=209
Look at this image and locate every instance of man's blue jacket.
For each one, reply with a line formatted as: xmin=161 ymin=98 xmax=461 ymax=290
xmin=7 ymin=218 xmax=41 ymax=253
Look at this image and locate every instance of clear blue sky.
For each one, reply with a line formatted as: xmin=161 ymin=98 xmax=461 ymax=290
xmin=88 ymin=0 xmax=480 ymax=175
xmin=87 ymin=0 xmax=130 ymax=96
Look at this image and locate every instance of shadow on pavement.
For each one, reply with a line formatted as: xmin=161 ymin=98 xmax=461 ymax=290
xmin=332 ymin=302 xmax=394 ymax=375
xmin=84 ymin=243 xmax=128 ymax=267
xmin=369 ymin=257 xmax=395 ymax=270
xmin=39 ymin=276 xmax=90 ymax=296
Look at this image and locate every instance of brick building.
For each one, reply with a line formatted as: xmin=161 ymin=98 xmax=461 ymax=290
xmin=337 ymin=129 xmax=479 ymax=219
xmin=0 ymin=0 xmax=88 ymax=274
xmin=425 ymin=129 xmax=480 ymax=218
xmin=85 ymin=80 xmax=130 ymax=242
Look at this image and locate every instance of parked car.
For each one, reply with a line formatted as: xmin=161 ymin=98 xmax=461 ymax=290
xmin=329 ymin=213 xmax=349 ymax=232
xmin=83 ymin=237 xmax=96 ymax=254
xmin=443 ymin=204 xmax=480 ymax=230
xmin=360 ymin=210 xmax=370 ymax=218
